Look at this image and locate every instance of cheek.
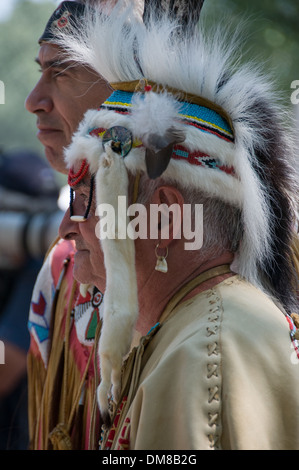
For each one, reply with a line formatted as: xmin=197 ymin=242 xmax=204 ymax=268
xmin=73 ymin=252 xmax=94 ymax=285
xmin=67 ymin=92 xmax=95 ymax=131
xmin=56 ymin=93 xmax=82 ymax=137
xmin=88 ymin=233 xmax=105 ymax=277
xmin=90 ymin=241 xmax=104 ymax=272
xmin=81 ymin=219 xmax=103 ymax=261
xmin=62 ymin=107 xmax=78 ymax=136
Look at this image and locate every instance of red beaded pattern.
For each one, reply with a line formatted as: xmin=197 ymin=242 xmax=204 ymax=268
xmin=68 ymin=158 xmax=90 ymax=187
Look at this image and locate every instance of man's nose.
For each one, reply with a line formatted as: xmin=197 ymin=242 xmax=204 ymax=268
xmin=25 ymin=77 xmax=53 ymax=114
xmin=59 ymin=207 xmax=80 ymax=241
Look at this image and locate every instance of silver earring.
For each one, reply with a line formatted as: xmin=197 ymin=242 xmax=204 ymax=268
xmin=155 ymin=244 xmax=168 ymax=273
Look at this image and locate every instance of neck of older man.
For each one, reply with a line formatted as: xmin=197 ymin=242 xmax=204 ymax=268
xmin=134 ymin=241 xmax=234 ymax=336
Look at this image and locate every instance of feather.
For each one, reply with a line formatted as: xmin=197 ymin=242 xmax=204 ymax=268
xmin=130 ymin=90 xmax=185 ymax=178
xmin=143 ymin=0 xmax=205 ymax=32
xmin=145 ymin=127 xmax=184 ymax=179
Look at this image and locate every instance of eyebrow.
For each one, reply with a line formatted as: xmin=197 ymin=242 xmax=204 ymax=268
xmin=35 ymin=57 xmax=77 ymax=71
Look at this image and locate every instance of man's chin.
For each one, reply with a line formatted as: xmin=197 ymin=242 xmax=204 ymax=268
xmin=73 ymin=252 xmax=93 ymax=285
xmin=73 ymin=268 xmax=92 ymax=286
xmin=44 ymin=146 xmax=68 ymax=174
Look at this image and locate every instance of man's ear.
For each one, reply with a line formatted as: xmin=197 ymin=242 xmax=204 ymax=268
xmin=150 ymin=185 xmax=184 ymax=248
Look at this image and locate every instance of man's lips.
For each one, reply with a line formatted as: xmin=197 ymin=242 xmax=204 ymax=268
xmin=37 ymin=124 xmax=61 ymax=134
xmin=75 ymin=245 xmax=89 ymax=253
xmin=36 ymin=125 xmax=63 ymax=145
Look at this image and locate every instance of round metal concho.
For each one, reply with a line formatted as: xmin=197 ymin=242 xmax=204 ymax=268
xmin=102 ymin=126 xmax=133 ymax=158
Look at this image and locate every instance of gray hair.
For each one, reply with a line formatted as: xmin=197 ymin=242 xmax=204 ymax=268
xmin=129 ymin=170 xmax=243 ymax=260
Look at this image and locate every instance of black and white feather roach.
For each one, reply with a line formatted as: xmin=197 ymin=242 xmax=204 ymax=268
xmin=143 ymin=0 xmax=205 ymax=33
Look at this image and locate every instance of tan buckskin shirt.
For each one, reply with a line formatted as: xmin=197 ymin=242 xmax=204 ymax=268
xmin=103 ymin=276 xmax=299 ymax=450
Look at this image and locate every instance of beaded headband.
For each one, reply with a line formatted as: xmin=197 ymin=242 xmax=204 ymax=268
xmin=66 ymin=79 xmax=237 ymax=209
xmin=111 ymin=79 xmax=234 ymax=132
xmin=38 ymin=1 xmax=85 ymax=44
xmin=87 ymin=126 xmax=235 ymax=177
xmin=95 ymin=83 xmax=236 ymax=178
xmin=108 ymin=81 xmax=234 ymax=140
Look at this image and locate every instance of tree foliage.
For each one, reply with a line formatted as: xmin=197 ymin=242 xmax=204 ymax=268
xmin=0 ymin=1 xmax=55 ymax=155
xmin=203 ymin=0 xmax=299 ymax=93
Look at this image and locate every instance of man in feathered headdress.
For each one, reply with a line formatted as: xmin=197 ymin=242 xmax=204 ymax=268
xmin=56 ymin=0 xmax=299 ymax=449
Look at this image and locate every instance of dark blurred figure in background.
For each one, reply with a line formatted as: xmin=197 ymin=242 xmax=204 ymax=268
xmin=0 ymin=149 xmax=63 ymax=449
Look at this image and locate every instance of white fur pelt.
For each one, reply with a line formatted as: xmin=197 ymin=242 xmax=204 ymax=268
xmin=65 ymin=125 xmax=138 ymax=421
xmin=95 ymin=143 xmax=138 ymax=422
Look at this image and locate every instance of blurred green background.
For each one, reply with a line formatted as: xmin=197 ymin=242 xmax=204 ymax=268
xmin=0 ymin=0 xmax=298 ymax=184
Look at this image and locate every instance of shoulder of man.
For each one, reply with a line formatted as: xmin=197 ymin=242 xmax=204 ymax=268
xmin=28 ymin=238 xmax=76 ymax=366
xmin=215 ymin=276 xmax=299 ymax=449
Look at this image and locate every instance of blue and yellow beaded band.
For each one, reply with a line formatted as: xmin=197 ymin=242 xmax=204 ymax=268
xmin=100 ymin=89 xmax=234 ymax=143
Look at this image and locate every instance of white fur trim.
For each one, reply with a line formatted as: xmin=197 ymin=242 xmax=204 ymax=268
xmin=64 ymin=133 xmax=102 ymax=175
xmin=95 ymin=144 xmax=138 ymax=416
xmin=181 ymin=125 xmax=235 ymax=166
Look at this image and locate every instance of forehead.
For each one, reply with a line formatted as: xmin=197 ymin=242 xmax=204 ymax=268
xmin=37 ymin=43 xmax=99 ymax=82
xmin=36 ymin=43 xmax=80 ymax=73
xmin=37 ymin=43 xmax=63 ymax=64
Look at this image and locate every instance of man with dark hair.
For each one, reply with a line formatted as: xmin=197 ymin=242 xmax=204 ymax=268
xmin=25 ymin=1 xmax=112 ymax=449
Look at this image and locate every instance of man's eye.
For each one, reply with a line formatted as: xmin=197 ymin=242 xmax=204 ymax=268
xmin=78 ymin=193 xmax=89 ymax=206
xmin=53 ymin=69 xmax=67 ymax=78
xmin=73 ymin=191 xmax=88 ymax=201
